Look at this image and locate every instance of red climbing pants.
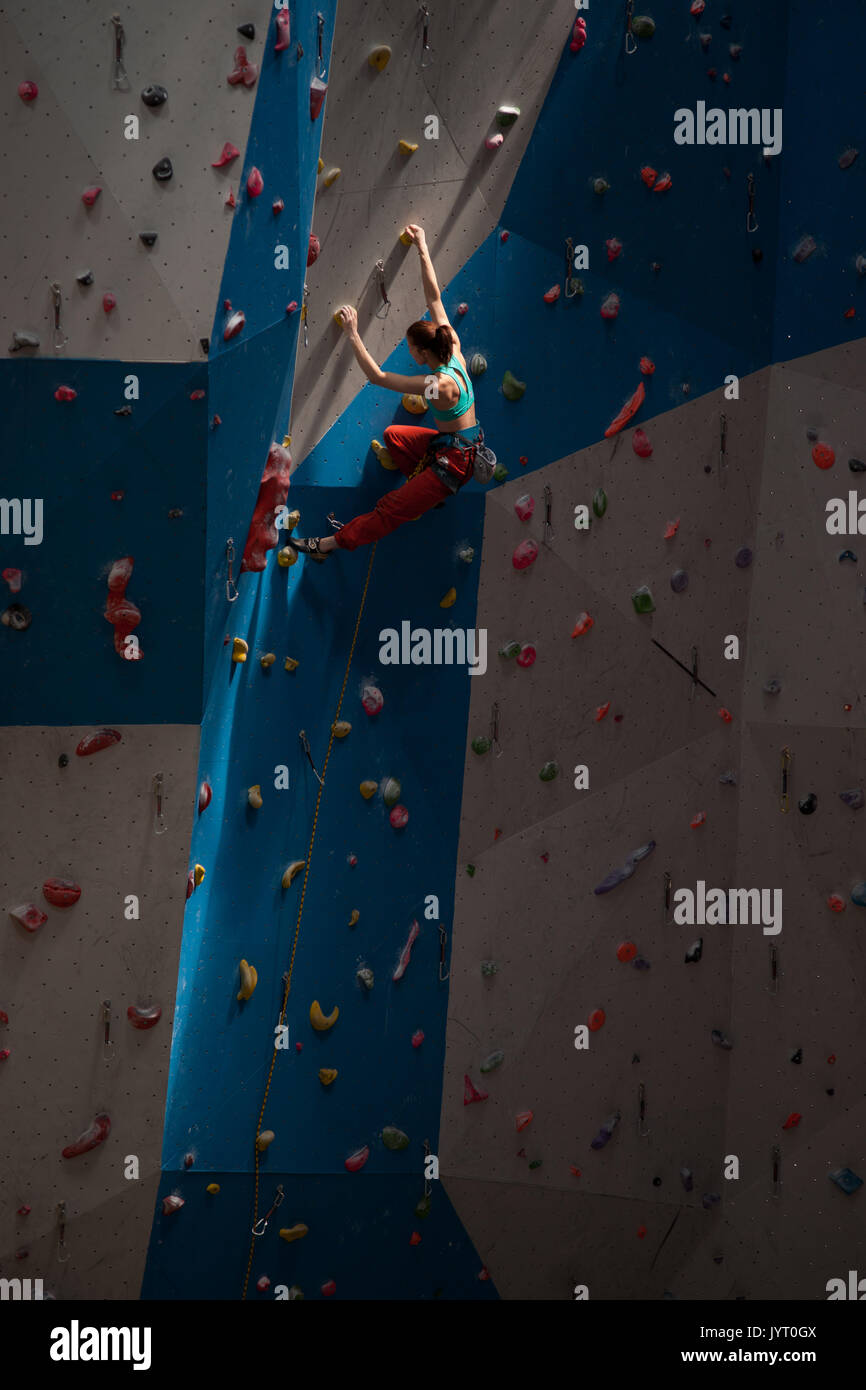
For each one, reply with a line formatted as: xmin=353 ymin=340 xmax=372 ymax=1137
xmin=334 ymin=424 xmax=461 ymax=551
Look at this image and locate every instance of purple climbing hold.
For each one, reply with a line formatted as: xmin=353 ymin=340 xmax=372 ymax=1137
xmin=593 ymin=841 xmax=655 ymax=895
xmin=670 ymin=569 xmax=688 ymax=593
xmin=680 ymin=1167 xmax=694 ymax=1191
xmin=590 ymin=1110 xmax=621 ymax=1150
xmin=839 ymin=788 xmax=864 ymax=810
xmin=735 ymin=547 xmax=752 ymax=568
xmin=702 ymin=1193 xmax=721 ymax=1210
xmin=793 ymin=235 xmax=817 ymax=263
xmin=839 ymin=148 xmax=859 ymax=170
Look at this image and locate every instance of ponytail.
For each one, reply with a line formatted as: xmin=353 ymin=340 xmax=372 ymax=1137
xmin=407 ymin=319 xmax=453 ymax=365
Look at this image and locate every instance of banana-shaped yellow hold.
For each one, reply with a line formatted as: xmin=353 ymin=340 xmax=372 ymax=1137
xmin=282 ymin=860 xmax=305 ymax=889
xmin=348 ymin=909 xmax=359 ymax=927
xmin=232 ymin=637 xmax=248 ymax=662
xmin=398 ymin=140 xmax=418 ymax=155
xmin=279 ymin=1224 xmax=309 ymax=1243
xmin=318 ymin=1068 xmax=338 ymax=1085
xmin=324 ymin=167 xmax=341 ymax=187
xmin=318 ymin=157 xmax=324 ymax=173
xmin=248 ymin=785 xmax=263 ymax=808
xmin=440 ymin=587 xmax=457 ymax=608
xmin=237 ymin=959 xmax=258 ymax=1001
xmin=310 ymin=1000 xmax=339 ymax=1031
xmin=371 ymin=438 xmax=397 ymax=470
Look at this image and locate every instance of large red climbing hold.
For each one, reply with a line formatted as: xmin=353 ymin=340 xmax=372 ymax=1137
xmin=274 ymin=8 xmax=291 ymax=50
xmin=464 ymin=1074 xmax=488 ymax=1105
xmin=361 ymin=684 xmax=384 ymax=716
xmin=513 ymin=539 xmax=539 ymax=570
xmin=75 ymin=728 xmax=121 ymax=757
xmin=127 ymin=1004 xmax=162 ymax=1030
xmin=62 ymin=1113 xmax=111 ymax=1159
xmin=514 ymin=493 xmax=535 ymax=521
xmin=307 ymin=234 xmax=320 ymax=266
xmin=43 ymin=879 xmax=81 ymax=908
xmin=392 ymin=920 xmax=420 ymax=981
xmin=246 ymin=167 xmax=264 ymax=198
xmin=570 ymin=16 xmax=587 ymax=51
xmin=228 ymin=46 xmax=258 ymax=87
xmin=9 ymin=904 xmax=48 ymax=933
xmin=617 ymin=942 xmax=637 ymax=963
xmin=211 ymin=142 xmax=240 ymax=167
xmin=632 ymin=428 xmax=653 ymax=458
xmin=310 ymin=76 xmax=327 ymax=120
xmin=604 ymin=381 xmax=645 ymax=437
xmin=344 ymin=1146 xmax=370 ymax=1172
xmin=198 ymin=780 xmax=212 ymax=813
xmin=321 ymin=1280 xmax=337 ymax=1297
xmin=240 ymin=442 xmax=292 ymax=572
xmin=812 ymin=442 xmax=835 ymax=469
xmin=515 ymin=1110 xmax=534 ymax=1132
xmin=389 ymin=804 xmax=409 ymax=829
xmin=54 ymin=386 xmax=77 ymax=402
xmin=223 ymin=305 xmax=246 ymax=341
xmin=654 ymin=173 xmax=672 ymax=193
xmin=411 ymin=1030 xmax=424 ymax=1047
xmin=588 ymin=1009 xmax=606 ymax=1031
xmin=162 ymin=1195 xmax=184 ymax=1215
xmin=104 ymin=557 xmax=142 ymax=659
xmin=600 ymin=292 xmax=620 ymax=320
xmin=517 ymin=644 xmax=536 ymax=668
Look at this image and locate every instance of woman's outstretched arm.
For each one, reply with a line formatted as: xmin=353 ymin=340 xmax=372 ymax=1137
xmin=335 ymin=305 xmax=437 ymax=394
xmin=405 ymin=224 xmax=449 ymax=328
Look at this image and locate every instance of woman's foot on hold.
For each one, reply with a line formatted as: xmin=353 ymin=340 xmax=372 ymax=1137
xmin=291 ymin=535 xmax=335 ymax=560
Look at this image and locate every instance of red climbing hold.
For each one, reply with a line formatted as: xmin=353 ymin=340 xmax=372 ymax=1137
xmin=307 ymin=234 xmax=321 ymax=266
xmin=654 ymin=172 xmax=672 ymax=193
xmin=515 ymin=1110 xmax=534 ymax=1132
xmin=604 ymin=381 xmax=645 ymax=437
xmin=345 ymin=1146 xmax=370 ymax=1172
xmin=62 ymin=1113 xmax=111 ymax=1159
xmin=223 ymin=307 xmax=246 ymax=341
xmin=105 ymin=557 xmax=142 ymax=659
xmin=246 ymin=167 xmax=264 ymax=198
xmin=9 ymin=904 xmax=47 ymax=933
xmin=81 ymin=186 xmax=102 ymax=207
xmin=389 ymin=805 xmax=409 ymax=829
xmin=543 ymin=285 xmax=561 ymax=303
xmin=272 ymin=198 xmax=284 ymax=214
xmin=514 ymin=493 xmax=535 ymax=520
xmin=162 ymin=1195 xmax=184 ymax=1215
xmin=127 ymin=1004 xmax=162 ymax=1030
xmin=212 ymin=142 xmax=240 ymax=168
xmin=190 ymin=389 xmax=205 ymax=400
xmin=54 ymin=386 xmax=77 ymax=402
xmin=18 ymin=81 xmax=38 ymax=102
xmin=571 ymin=612 xmax=593 ymax=637
xmin=632 ymin=428 xmax=653 ymax=458
xmin=588 ymin=1009 xmax=606 ymax=1031
xmin=361 ymin=684 xmax=384 ymax=715
xmin=310 ymin=76 xmax=327 ymax=120
xmin=3 ymin=569 xmax=22 ymax=592
xmin=639 ymin=356 xmax=655 ymax=375
xmin=812 ymin=442 xmax=835 ymax=469
xmin=240 ymin=442 xmax=292 ymax=572
xmin=782 ymin=1113 xmax=802 ymax=1130
xmin=102 ymin=293 xmax=116 ymax=314
xmin=595 ymin=702 xmax=610 ymax=722
xmin=617 ymin=942 xmax=637 ymax=963
xmin=718 ymin=707 xmax=733 ymax=723
xmin=605 ymin=237 xmax=623 ymax=261
xmin=409 ymin=1231 xmax=422 ymax=1245
xmin=295 ymin=1042 xmax=303 ymax=1053
xmin=570 ymin=16 xmax=587 ymax=51
xmin=827 ymin=894 xmax=846 ymax=913
xmin=274 ymin=8 xmax=291 ymax=51
xmin=411 ymin=1030 xmax=424 ymax=1048
xmin=43 ymin=878 xmax=81 ymax=908
xmin=637 ymin=1225 xmax=647 ymax=1240
xmin=393 ymin=920 xmax=420 ymax=981
xmin=464 ymin=1074 xmax=488 ymax=1105
xmin=186 ymin=870 xmax=195 ymax=900
xmin=0 ymin=1050 xmax=10 ymax=1062
xmin=228 ymin=46 xmax=258 ymax=87
xmin=844 ymin=307 xmax=855 ymax=319
xmin=321 ymin=1280 xmax=337 ymax=1297
xmin=76 ymin=728 xmax=121 ymax=757
xmin=600 ymin=292 xmax=620 ymax=320
xmin=226 ymin=190 xmax=236 ymax=208
xmin=513 ymin=539 xmax=539 ymax=570
xmin=500 ymin=230 xmax=510 ymax=242
xmin=257 ymin=1275 xmax=271 ymax=1292
xmin=690 ymin=0 xmax=706 ymax=13
xmin=690 ymin=811 xmax=706 ymax=828
xmin=641 ymin=166 xmax=657 ymax=188
xmin=0 ymin=1010 xmax=8 ymax=1025
xmin=664 ymin=519 xmax=680 ymax=539
xmin=517 ymin=644 xmax=536 ymax=668
xmin=286 ymin=301 xmax=298 ymax=314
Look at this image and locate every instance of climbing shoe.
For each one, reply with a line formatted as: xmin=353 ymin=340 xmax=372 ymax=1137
xmin=290 ymin=537 xmax=329 ymax=562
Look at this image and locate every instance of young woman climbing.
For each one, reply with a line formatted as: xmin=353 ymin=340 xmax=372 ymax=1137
xmin=291 ymin=224 xmax=486 ymax=558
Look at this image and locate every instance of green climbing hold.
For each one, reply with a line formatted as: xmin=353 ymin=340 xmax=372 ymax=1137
xmin=357 ymin=966 xmax=374 ymax=989
xmin=382 ymin=777 xmax=401 ymax=807
xmin=631 ymin=585 xmax=656 ymax=614
xmin=539 ymin=761 xmax=559 ymax=782
xmin=502 ymin=370 xmax=526 ymax=402
xmin=570 ymin=278 xmax=585 ymax=296
xmin=287 ymin=1284 xmax=304 ymax=1300
xmin=382 ymin=1125 xmax=410 ymax=1151
xmin=467 ymin=864 xmax=476 ymax=877
xmin=472 ymin=735 xmax=492 ymax=755
xmin=631 ymin=14 xmax=655 ymax=38
xmin=593 ymin=177 xmax=610 ymax=195
xmin=415 ymin=1193 xmax=432 ymax=1219
xmin=468 ymin=353 xmax=487 ymax=376
xmin=493 ymin=463 xmax=509 ymax=482
xmin=480 ymin=1049 xmax=505 ymax=1073
xmin=499 ymin=639 xmax=521 ymax=659
xmin=496 ymin=104 xmax=520 ymax=128
xmin=528 ymin=1159 xmax=543 ymax=1170
xmin=480 ymin=959 xmax=499 ymax=976
xmin=592 ymin=488 xmax=607 ymax=518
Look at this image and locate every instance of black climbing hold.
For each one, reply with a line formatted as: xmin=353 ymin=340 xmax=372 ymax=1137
xmin=685 ymin=938 xmax=703 ymax=963
xmin=806 ymin=427 xmax=819 ymax=442
xmin=152 ymin=157 xmax=173 ymax=181
xmin=141 ymin=84 xmax=168 ymax=107
xmin=711 ymin=1029 xmax=733 ymax=1050
xmin=168 ymin=508 xmax=183 ymax=519
xmin=76 ymin=270 xmax=94 ymax=286
xmin=849 ymin=458 xmax=866 ymax=473
xmin=735 ymin=546 xmax=753 ymax=568
xmin=631 ymin=1053 xmax=640 ymax=1064
xmin=1 ymin=603 xmax=32 ymax=631
xmin=790 ymin=1048 xmax=802 ymax=1064
xmin=763 ymin=678 xmax=782 ymax=695
xmin=671 ymin=569 xmax=688 ymax=592
xmin=713 ymin=1253 xmax=724 ymax=1264
xmin=237 ymin=23 xmax=255 ymax=39
xmin=826 ymin=1088 xmax=835 ymax=1096
xmin=719 ymin=14 xmax=733 ymax=29
xmin=798 ymin=793 xmax=817 ymax=815
xmin=652 ymin=1177 xmax=662 ymax=1187
xmin=632 ymin=956 xmax=651 ymax=970
xmin=703 ymin=463 xmax=712 ymax=473
xmin=719 ymin=770 xmax=737 ymax=785
xmin=200 ymin=338 xmax=210 ymax=355
xmin=139 ymin=231 xmax=158 ymax=247
xmin=58 ymin=753 xmax=69 ymax=768
xmin=838 ymin=548 xmax=858 ymax=563
xmin=114 ymin=405 xmax=132 ymax=416
xmin=751 ymin=247 xmax=763 ymax=263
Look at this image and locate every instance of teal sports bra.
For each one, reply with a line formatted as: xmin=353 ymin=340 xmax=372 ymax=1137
xmin=431 ymin=356 xmax=474 ymax=426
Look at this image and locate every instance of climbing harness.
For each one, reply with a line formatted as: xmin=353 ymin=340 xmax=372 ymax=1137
xmin=243 ymin=543 xmax=378 ymax=1298
xmin=316 ymin=12 xmax=327 ymax=78
xmin=225 ymin=538 xmax=239 ymax=602
xmin=746 ymin=173 xmax=758 ymax=233
xmin=543 ymin=485 xmax=554 ymax=545
xmin=491 ymin=701 xmax=502 ymax=757
xmin=110 ymin=14 xmax=130 ymax=91
xmin=153 ymin=772 xmax=167 ymax=834
xmin=718 ymin=412 xmax=728 ymax=490
xmin=428 ymin=430 xmax=485 ymax=489
xmin=624 ymin=0 xmax=637 ymax=54
xmin=298 ymin=729 xmax=323 ymax=786
xmin=251 ymin=1184 xmax=284 ymax=1237
xmin=438 ymin=924 xmax=449 ymax=982
xmin=638 ymin=1082 xmax=649 ymax=1137
xmin=564 ymin=237 xmax=581 ymax=299
xmin=419 ymin=5 xmax=434 ymax=67
xmin=49 ymin=281 xmax=67 ymax=352
xmin=778 ymin=750 xmax=795 ymax=811
xmin=375 ymin=259 xmax=391 ymax=318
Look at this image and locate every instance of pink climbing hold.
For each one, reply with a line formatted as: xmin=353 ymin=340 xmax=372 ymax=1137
xmin=411 ymin=1030 xmax=425 ymax=1048
xmin=457 ymin=303 xmax=469 ymax=316
xmin=361 ymin=684 xmax=384 ymax=716
xmin=257 ymin=1275 xmax=271 ymax=1292
xmin=512 ymin=539 xmax=539 ymax=570
xmin=632 ymin=428 xmax=653 ymax=458
xmin=198 ymin=780 xmax=212 ymax=812
xmin=3 ymin=569 xmax=22 ymax=592
xmin=389 ymin=804 xmax=409 ymax=829
xmin=570 ymin=16 xmax=587 ymax=51
xmin=162 ymin=1195 xmax=184 ymax=1215
xmin=515 ymin=1110 xmax=534 ymax=1132
xmin=274 ymin=8 xmax=291 ymax=51
xmin=272 ymin=198 xmax=284 ymax=214
xmin=543 ymin=285 xmax=561 ymax=303
xmin=81 ymin=186 xmax=102 ymax=207
xmin=605 ymin=237 xmax=623 ymax=262
xmin=653 ymin=173 xmax=672 ymax=193
xmin=310 ymin=76 xmax=328 ymax=120
xmin=307 ymin=234 xmax=321 ymax=266
xmin=228 ymin=46 xmax=258 ymax=87
xmin=571 ymin=612 xmax=593 ymax=637
xmin=345 ymin=1146 xmax=370 ymax=1172
xmin=212 ymin=142 xmax=240 ymax=168
xmin=485 ymin=133 xmax=504 ymax=150
xmin=514 ymin=493 xmax=535 ymax=521
xmin=516 ymin=644 xmax=536 ymax=668
xmin=600 ymin=293 xmax=620 ymax=320
xmin=464 ymin=1074 xmax=489 ymax=1105
xmin=588 ymin=1009 xmax=606 ymax=1031
xmin=43 ymin=878 xmax=81 ymax=908
xmin=9 ymin=904 xmax=47 ymax=933
xmin=639 ymin=356 xmax=655 ymax=375
xmin=62 ymin=1113 xmax=111 ymax=1159
xmin=127 ymin=1004 xmax=162 ymax=1030
xmin=102 ymin=292 xmax=116 ymax=314
xmin=75 ymin=728 xmax=121 ymax=756
xmin=393 ymin=919 xmax=420 ymax=981
xmin=246 ymin=166 xmax=264 ymax=198
xmin=54 ymin=386 xmax=77 ymax=402
xmin=18 ymin=81 xmax=38 ymax=102
xmin=240 ymin=442 xmax=292 ymax=573
xmin=223 ymin=304 xmax=246 ymax=341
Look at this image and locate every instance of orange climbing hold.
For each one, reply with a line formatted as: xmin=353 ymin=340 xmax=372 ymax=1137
xmin=690 ymin=811 xmax=706 ymax=828
xmin=664 ymin=519 xmax=680 ymax=539
xmin=571 ymin=612 xmax=593 ymax=637
xmin=595 ymin=702 xmax=611 ymax=722
xmin=604 ymin=381 xmax=645 ymax=437
xmin=515 ymin=1110 xmax=534 ymax=1132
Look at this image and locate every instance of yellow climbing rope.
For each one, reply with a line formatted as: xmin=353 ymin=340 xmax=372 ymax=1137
xmin=242 ymin=540 xmax=378 ymax=1299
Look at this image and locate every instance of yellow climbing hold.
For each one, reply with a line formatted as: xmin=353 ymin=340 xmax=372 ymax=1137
xmin=256 ymin=1130 xmax=275 ymax=1152
xmin=318 ymin=157 xmax=324 ymax=173
xmin=206 ymin=1183 xmax=220 ymax=1195
xmin=282 ymin=860 xmax=305 ymax=888
xmin=368 ymin=44 xmax=392 ymax=71
xmin=248 ymin=785 xmax=263 ymax=808
xmin=440 ymin=587 xmax=457 ymax=608
xmin=324 ymin=167 xmax=341 ymax=187
xmin=318 ymin=1068 xmax=338 ymax=1086
xmin=348 ymin=909 xmax=359 ymax=927
xmin=232 ymin=637 xmax=248 ymax=662
xmin=333 ymin=308 xmax=352 ymax=326
xmin=284 ymin=656 xmax=299 ymax=672
xmin=260 ymin=653 xmax=276 ymax=668
xmin=372 ymin=438 xmax=397 ymax=470
xmin=399 ymin=229 xmax=413 ymax=247
xmin=279 ymin=1224 xmax=309 ymax=1243
xmin=193 ymin=864 xmax=206 ymax=886
xmin=277 ymin=546 xmax=298 ymax=567
xmin=402 ymin=393 xmax=427 ymax=415
xmin=332 ymin=720 xmax=351 ymax=738
xmin=310 ymin=1000 xmax=339 ymax=1031
xmin=360 ymin=780 xmax=377 ymax=799
xmin=398 ymin=140 xmax=418 ymax=155
xmin=285 ymin=509 xmax=300 ymax=532
xmin=237 ymin=959 xmax=258 ymax=1001
xmin=282 ymin=434 xmax=291 ymax=448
